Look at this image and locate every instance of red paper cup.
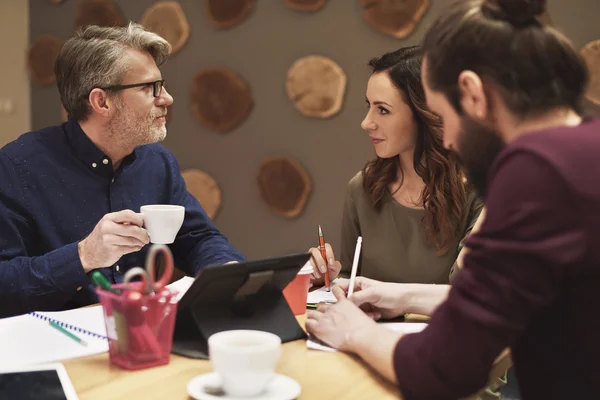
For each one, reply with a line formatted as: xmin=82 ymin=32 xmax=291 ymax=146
xmin=282 ymin=262 xmax=313 ymax=315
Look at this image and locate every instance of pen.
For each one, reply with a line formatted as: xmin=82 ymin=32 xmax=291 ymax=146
xmin=91 ymin=271 xmax=121 ymax=294
xmin=347 ymin=236 xmax=362 ymax=297
xmin=318 ymin=225 xmax=331 ymax=292
xmin=49 ymin=320 xmax=88 ymax=346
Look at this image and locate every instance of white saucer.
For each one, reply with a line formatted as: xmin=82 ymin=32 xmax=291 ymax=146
xmin=187 ymin=372 xmax=302 ymax=400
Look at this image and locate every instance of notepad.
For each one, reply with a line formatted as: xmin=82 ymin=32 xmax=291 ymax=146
xmin=166 ymin=276 xmax=195 ymax=301
xmin=306 ymin=278 xmax=346 ymax=304
xmin=306 ymin=322 xmax=428 ymax=352
xmin=0 ymin=306 xmax=109 ymax=367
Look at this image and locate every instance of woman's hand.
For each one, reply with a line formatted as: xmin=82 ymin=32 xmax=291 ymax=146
xmin=336 ymin=277 xmax=410 ymax=320
xmin=308 ymin=243 xmax=342 ymax=285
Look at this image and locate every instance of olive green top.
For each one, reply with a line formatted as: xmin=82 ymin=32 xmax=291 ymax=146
xmin=340 ymin=171 xmax=483 ymax=284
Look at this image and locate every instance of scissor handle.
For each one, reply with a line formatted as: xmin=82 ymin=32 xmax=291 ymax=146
xmin=123 ymin=267 xmax=152 ymax=294
xmin=145 ymin=244 xmax=175 ymax=292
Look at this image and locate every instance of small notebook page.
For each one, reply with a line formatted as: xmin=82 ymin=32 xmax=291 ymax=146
xmin=306 ymin=278 xmax=347 ymax=304
xmin=166 ymin=276 xmax=194 ymax=301
xmin=306 ymin=322 xmax=428 ymax=352
xmin=0 ymin=306 xmax=108 ymax=367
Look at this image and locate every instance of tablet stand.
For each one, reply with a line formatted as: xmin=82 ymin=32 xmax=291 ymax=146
xmin=171 ymin=255 xmax=309 ymax=359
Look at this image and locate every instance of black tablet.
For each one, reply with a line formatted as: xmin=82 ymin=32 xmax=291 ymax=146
xmin=179 ymin=252 xmax=311 ymax=308
xmin=172 ymin=252 xmax=311 ymax=359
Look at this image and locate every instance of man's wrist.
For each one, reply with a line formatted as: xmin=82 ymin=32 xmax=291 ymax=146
xmin=347 ymin=320 xmax=379 ymax=353
xmin=78 ymin=240 xmax=92 ymax=273
xmin=402 ymin=284 xmax=449 ymax=316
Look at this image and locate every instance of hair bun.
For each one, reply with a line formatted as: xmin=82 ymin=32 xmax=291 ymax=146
xmin=484 ymin=0 xmax=547 ymax=25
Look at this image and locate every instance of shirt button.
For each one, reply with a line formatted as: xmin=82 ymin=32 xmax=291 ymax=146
xmin=111 ymin=178 xmax=115 ymax=183
xmin=91 ymin=162 xmax=97 ymax=168
xmin=115 ymin=265 xmax=120 ymax=272
xmin=103 ymin=159 xmax=109 ymax=165
xmin=76 ymin=286 xmax=82 ymax=291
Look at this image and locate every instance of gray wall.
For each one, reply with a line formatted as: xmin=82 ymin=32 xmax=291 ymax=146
xmin=29 ymin=0 xmax=600 ymax=261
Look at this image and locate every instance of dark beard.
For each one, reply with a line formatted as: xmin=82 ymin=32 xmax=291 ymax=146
xmin=456 ymin=115 xmax=506 ymax=199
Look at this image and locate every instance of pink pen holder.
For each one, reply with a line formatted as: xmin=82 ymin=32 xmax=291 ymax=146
xmin=96 ymin=284 xmax=178 ymax=370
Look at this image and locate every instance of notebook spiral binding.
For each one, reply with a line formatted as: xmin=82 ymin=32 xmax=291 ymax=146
xmin=29 ymin=312 xmax=108 ymax=340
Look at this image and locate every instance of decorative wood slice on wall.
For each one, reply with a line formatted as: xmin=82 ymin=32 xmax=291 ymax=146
xmin=75 ymin=0 xmax=127 ymax=31
xmin=191 ymin=67 xmax=253 ymax=133
xmin=285 ymin=0 xmax=328 ymax=12
xmin=360 ymin=0 xmax=429 ymax=39
xmin=205 ymin=0 xmax=256 ymax=29
xmin=286 ymin=55 xmax=346 ymax=118
xmin=257 ymin=157 xmax=311 ymax=219
xmin=141 ymin=1 xmax=190 ymax=56
xmin=581 ymin=40 xmax=600 ymax=105
xmin=181 ymin=169 xmax=222 ymax=220
xmin=28 ymin=35 xmax=64 ymax=86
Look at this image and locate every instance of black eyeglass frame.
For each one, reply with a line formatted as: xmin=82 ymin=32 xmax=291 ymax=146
xmin=99 ymin=79 xmax=165 ymax=98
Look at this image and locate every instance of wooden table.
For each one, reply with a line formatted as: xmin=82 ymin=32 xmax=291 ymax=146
xmin=63 ymin=315 xmax=511 ymax=400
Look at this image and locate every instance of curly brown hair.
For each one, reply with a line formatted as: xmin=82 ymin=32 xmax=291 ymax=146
xmin=362 ymin=46 xmax=469 ymax=254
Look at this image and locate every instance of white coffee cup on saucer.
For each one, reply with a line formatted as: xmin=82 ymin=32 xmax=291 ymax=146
xmin=140 ymin=205 xmax=185 ymax=244
xmin=208 ymin=330 xmax=282 ymax=397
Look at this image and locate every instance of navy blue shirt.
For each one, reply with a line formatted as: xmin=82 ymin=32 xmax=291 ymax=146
xmin=0 ymin=118 xmax=245 ymax=318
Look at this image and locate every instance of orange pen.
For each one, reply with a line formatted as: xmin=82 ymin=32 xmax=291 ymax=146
xmin=318 ymin=225 xmax=331 ymax=292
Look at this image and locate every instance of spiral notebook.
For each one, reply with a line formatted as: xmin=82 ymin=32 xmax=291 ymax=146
xmin=0 ymin=305 xmax=109 ymax=367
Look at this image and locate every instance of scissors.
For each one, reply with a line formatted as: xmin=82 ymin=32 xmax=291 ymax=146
xmin=123 ymin=244 xmax=174 ymax=295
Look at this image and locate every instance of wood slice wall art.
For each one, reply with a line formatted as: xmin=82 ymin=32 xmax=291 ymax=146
xmin=28 ymin=35 xmax=64 ymax=86
xmin=581 ymin=40 xmax=600 ymax=105
xmin=286 ymin=55 xmax=346 ymax=118
xmin=191 ymin=67 xmax=253 ymax=133
xmin=205 ymin=0 xmax=256 ymax=29
xmin=285 ymin=0 xmax=328 ymax=12
xmin=257 ymin=157 xmax=311 ymax=218
xmin=181 ymin=169 xmax=222 ymax=220
xmin=141 ymin=2 xmax=190 ymax=56
xmin=75 ymin=0 xmax=127 ymax=31
xmin=360 ymin=0 xmax=429 ymax=39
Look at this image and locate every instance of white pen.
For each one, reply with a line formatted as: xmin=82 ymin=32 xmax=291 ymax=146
xmin=347 ymin=236 xmax=362 ymax=297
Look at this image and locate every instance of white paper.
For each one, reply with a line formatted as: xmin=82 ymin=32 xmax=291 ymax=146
xmin=306 ymin=278 xmax=347 ymax=304
xmin=166 ymin=276 xmax=195 ymax=301
xmin=306 ymin=322 xmax=428 ymax=352
xmin=0 ymin=306 xmax=109 ymax=367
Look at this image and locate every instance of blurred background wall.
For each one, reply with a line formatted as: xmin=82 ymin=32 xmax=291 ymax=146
xmin=4 ymin=0 xmax=595 ymax=260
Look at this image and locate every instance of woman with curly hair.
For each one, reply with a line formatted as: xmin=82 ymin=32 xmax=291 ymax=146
xmin=310 ymin=45 xmax=483 ymax=286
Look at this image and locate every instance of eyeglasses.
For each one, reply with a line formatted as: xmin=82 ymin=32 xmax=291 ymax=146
xmin=100 ymin=79 xmax=165 ymax=98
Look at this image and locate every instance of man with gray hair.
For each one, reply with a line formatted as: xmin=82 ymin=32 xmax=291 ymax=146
xmin=0 ymin=23 xmax=245 ymax=318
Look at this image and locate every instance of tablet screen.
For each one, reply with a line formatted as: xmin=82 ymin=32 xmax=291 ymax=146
xmin=0 ymin=370 xmax=68 ymax=400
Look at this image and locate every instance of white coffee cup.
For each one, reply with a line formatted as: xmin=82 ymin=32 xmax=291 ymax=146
xmin=140 ymin=205 xmax=185 ymax=244
xmin=208 ymin=330 xmax=282 ymax=397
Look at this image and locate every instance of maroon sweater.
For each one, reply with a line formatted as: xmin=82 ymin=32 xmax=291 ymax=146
xmin=394 ymin=118 xmax=600 ymax=400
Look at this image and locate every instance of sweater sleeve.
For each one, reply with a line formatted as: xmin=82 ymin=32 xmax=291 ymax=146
xmin=393 ymin=151 xmax=586 ymax=400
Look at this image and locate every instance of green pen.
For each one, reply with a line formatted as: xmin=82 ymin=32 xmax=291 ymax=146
xmin=49 ymin=320 xmax=88 ymax=346
xmin=91 ymin=271 xmax=120 ymax=294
